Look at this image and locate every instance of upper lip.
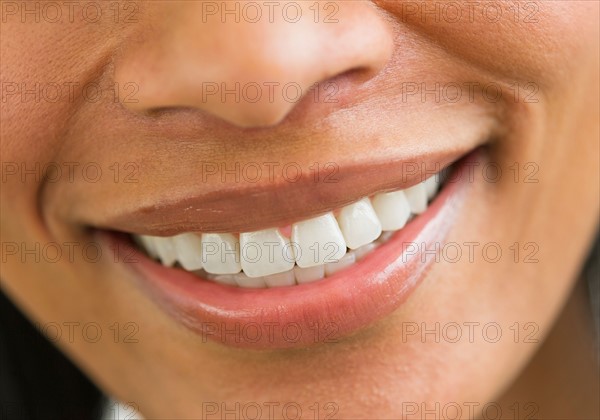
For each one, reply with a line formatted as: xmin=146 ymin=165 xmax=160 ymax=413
xmin=92 ymin=148 xmax=473 ymax=236
xmin=47 ymin=105 xmax=496 ymax=236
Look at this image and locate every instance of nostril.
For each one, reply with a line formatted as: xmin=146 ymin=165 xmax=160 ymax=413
xmin=113 ymin=1 xmax=394 ymax=128
xmin=320 ymin=66 xmax=385 ymax=94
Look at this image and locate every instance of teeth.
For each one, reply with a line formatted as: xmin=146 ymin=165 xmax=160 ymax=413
xmin=372 ymin=191 xmax=411 ymax=231
xmin=171 ymin=233 xmax=203 ymax=271
xmin=325 ymin=252 xmax=356 ymax=276
xmin=210 ymin=274 xmax=238 ymax=286
xmin=133 ymin=167 xmax=450 ymax=288
xmin=294 ymin=265 xmax=325 ymax=284
xmin=291 ymin=213 xmax=347 ymax=268
xmin=354 ymin=242 xmax=378 ymax=261
xmin=424 ymin=176 xmax=440 ymax=200
xmin=404 ymin=182 xmax=428 ymax=215
xmin=200 ymin=233 xmax=241 ymax=275
xmin=136 ymin=236 xmax=159 ymax=259
xmin=239 ymin=228 xmax=295 ymax=278
xmin=233 ymin=273 xmax=266 ymax=289
xmin=152 ymin=237 xmax=177 ymax=266
xmin=264 ymin=270 xmax=296 ymax=287
xmin=336 ymin=198 xmax=382 ymax=250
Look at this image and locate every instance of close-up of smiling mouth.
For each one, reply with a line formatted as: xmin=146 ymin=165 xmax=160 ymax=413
xmin=97 ymin=147 xmax=480 ymax=349
xmin=134 ymin=166 xmax=448 ymax=287
xmin=2 ymin=1 xmax=598 ymax=417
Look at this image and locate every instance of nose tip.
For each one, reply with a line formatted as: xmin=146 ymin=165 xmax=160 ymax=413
xmin=114 ymin=1 xmax=393 ymax=128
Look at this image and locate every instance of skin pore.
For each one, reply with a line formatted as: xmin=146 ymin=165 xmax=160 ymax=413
xmin=1 ymin=1 xmax=598 ymax=418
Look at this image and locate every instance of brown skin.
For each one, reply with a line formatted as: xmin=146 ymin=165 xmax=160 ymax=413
xmin=1 ymin=1 xmax=598 ymax=418
xmin=498 ymin=280 xmax=600 ymax=419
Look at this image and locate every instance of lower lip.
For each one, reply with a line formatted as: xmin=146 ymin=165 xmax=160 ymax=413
xmin=103 ymin=152 xmax=476 ymax=350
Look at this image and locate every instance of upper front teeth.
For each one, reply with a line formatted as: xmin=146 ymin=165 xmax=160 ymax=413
xmin=291 ymin=213 xmax=347 ymax=268
xmin=336 ymin=198 xmax=382 ymax=250
xmin=404 ymin=182 xmax=428 ymax=214
xmin=199 ymin=233 xmax=241 ymax=275
xmin=371 ymin=191 xmax=411 ymax=231
xmin=240 ymin=228 xmax=295 ymax=277
xmin=133 ymin=174 xmax=443 ymax=286
xmin=152 ymin=237 xmax=178 ymax=267
xmin=172 ymin=233 xmax=204 ymax=270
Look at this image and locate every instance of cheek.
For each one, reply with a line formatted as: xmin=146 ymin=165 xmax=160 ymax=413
xmin=379 ymin=1 xmax=597 ymax=87
xmin=0 ymin=18 xmax=116 ymax=210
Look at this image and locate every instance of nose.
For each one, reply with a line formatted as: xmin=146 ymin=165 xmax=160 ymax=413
xmin=114 ymin=1 xmax=393 ymax=128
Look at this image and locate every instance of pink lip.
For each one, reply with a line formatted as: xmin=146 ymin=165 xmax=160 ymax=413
xmin=102 ymin=153 xmax=475 ymax=349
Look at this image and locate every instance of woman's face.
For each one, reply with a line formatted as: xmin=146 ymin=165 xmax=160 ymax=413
xmin=1 ymin=1 xmax=598 ymax=418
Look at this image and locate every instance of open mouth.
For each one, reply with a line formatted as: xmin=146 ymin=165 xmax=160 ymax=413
xmin=100 ymin=149 xmax=479 ymax=349
xmin=131 ymin=170 xmax=447 ymax=288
